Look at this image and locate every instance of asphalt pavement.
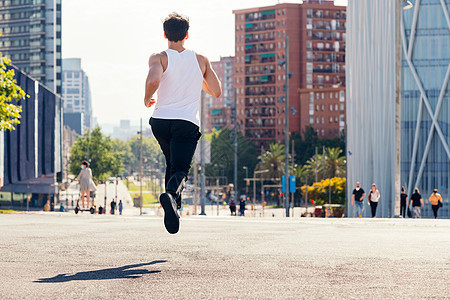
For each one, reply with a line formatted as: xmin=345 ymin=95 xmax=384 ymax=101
xmin=0 ymin=213 xmax=449 ymax=299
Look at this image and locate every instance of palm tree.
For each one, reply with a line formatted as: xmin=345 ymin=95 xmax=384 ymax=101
xmin=296 ymin=147 xmax=346 ymax=183
xmin=256 ymin=143 xmax=286 ymax=180
xmin=324 ymin=148 xmax=346 ymax=178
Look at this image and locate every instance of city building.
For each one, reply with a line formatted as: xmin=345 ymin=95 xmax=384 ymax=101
xmin=204 ymin=56 xmax=234 ymax=132
xmin=300 ymin=1 xmax=346 ymax=89
xmin=62 ymin=58 xmax=93 ymax=132
xmin=0 ymin=66 xmax=63 ymax=207
xmin=298 ymin=87 xmax=345 ymax=138
xmin=0 ymin=0 xmax=62 ymax=94
xmin=346 ymin=0 xmax=449 ymax=218
xmin=63 ymin=112 xmax=84 ymax=135
xmin=233 ymin=1 xmax=346 ymax=147
xmin=111 ymin=120 xmax=150 ymax=141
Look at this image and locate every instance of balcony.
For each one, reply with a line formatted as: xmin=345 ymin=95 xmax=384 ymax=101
xmin=245 ymin=53 xmax=276 ymax=65
xmin=245 ymin=100 xmax=275 ymax=107
xmin=307 ymin=12 xmax=347 ymax=20
xmin=311 ymin=35 xmax=334 ymax=41
xmin=245 ymin=9 xmax=276 ymax=22
xmin=245 ymin=66 xmax=275 ymax=75
xmin=245 ymin=36 xmax=275 ymax=43
xmin=245 ymin=23 xmax=276 ymax=33
xmin=245 ymin=46 xmax=276 ymax=54
xmin=245 ymin=129 xmax=276 ymax=140
xmin=245 ymin=87 xmax=276 ymax=96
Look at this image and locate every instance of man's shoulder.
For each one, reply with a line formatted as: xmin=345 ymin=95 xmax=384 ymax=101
xmin=149 ymin=51 xmax=167 ymax=63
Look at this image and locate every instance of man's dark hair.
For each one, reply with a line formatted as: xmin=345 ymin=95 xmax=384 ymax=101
xmin=82 ymin=160 xmax=89 ymax=167
xmin=163 ymin=13 xmax=189 ymax=42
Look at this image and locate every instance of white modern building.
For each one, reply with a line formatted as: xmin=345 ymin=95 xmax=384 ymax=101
xmin=347 ymin=0 xmax=450 ymax=218
xmin=62 ymin=58 xmax=93 ymax=132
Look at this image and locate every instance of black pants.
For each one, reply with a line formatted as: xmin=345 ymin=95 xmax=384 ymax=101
xmin=400 ymin=200 xmax=407 ymax=218
xmin=150 ymin=118 xmax=201 ymax=197
xmin=370 ymin=200 xmax=378 ymax=218
xmin=432 ymin=205 xmax=439 ymax=219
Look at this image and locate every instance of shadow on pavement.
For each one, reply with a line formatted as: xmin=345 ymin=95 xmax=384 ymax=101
xmin=34 ymin=260 xmax=166 ymax=283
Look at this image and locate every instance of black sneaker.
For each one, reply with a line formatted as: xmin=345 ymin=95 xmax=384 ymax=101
xmin=160 ymin=193 xmax=180 ymax=234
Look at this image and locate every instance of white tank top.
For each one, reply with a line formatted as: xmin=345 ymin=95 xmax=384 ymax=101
xmin=152 ymin=49 xmax=203 ymax=126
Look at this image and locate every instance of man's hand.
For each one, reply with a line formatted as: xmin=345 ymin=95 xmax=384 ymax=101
xmin=145 ymin=98 xmax=156 ymax=108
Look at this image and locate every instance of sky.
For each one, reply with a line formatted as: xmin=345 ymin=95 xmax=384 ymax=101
xmin=62 ymin=0 xmax=347 ymax=130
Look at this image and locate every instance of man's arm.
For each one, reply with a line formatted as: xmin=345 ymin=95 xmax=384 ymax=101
xmin=200 ymin=55 xmax=222 ymax=97
xmin=361 ymin=193 xmax=366 ymax=201
xmin=144 ymin=53 xmax=164 ymax=108
xmin=351 ymin=193 xmax=355 ymax=205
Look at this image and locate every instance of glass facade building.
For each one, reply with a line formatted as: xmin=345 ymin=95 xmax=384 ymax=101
xmin=0 ymin=0 xmax=62 ymax=94
xmin=347 ymin=0 xmax=449 ymax=218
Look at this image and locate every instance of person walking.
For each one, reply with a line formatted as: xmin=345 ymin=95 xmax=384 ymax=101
xmin=400 ymin=186 xmax=408 ymax=218
xmin=352 ymin=182 xmax=365 ymax=218
xmin=110 ymin=199 xmax=116 ymax=215
xmin=410 ymin=188 xmax=424 ymax=218
xmin=239 ymin=197 xmax=246 ymax=217
xmin=118 ymin=200 xmax=123 ymax=215
xmin=144 ymin=13 xmax=221 ymax=234
xmin=428 ymin=189 xmax=443 ymax=219
xmin=229 ymin=198 xmax=236 ymax=216
xmin=367 ymin=183 xmax=380 ymax=218
xmin=77 ymin=161 xmax=95 ymax=208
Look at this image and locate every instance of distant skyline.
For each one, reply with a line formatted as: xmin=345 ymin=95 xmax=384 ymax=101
xmin=62 ymin=0 xmax=347 ymax=129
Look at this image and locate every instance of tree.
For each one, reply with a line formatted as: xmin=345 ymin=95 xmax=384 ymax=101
xmin=0 ymin=53 xmax=28 ymax=130
xmin=69 ymin=127 xmax=123 ymax=181
xmin=206 ymin=128 xmax=258 ymax=192
xmin=291 ymin=126 xmax=345 ymax=166
xmin=111 ymin=138 xmax=134 ymax=175
xmin=295 ymin=147 xmax=346 ymax=183
xmin=127 ymin=135 xmax=164 ymax=174
xmin=324 ymin=147 xmax=346 ymax=178
xmin=257 ymin=143 xmax=286 ymax=180
xmin=300 ymin=177 xmax=346 ymax=205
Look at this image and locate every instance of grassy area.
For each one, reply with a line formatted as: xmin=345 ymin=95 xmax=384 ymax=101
xmin=0 ymin=209 xmax=25 ymax=214
xmin=129 ymin=192 xmax=159 ymax=205
xmin=127 ymin=181 xmax=159 ymax=192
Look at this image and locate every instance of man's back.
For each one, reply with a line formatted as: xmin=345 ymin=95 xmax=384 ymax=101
xmin=152 ymin=49 xmax=203 ymax=126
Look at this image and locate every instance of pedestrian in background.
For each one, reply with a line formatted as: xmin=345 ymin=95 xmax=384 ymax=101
xmin=368 ymin=183 xmax=380 ymax=218
xmin=400 ymin=186 xmax=408 ymax=218
xmin=229 ymin=198 xmax=236 ymax=216
xmin=77 ymin=160 xmax=95 ymax=208
xmin=428 ymin=189 xmax=443 ymax=219
xmin=352 ymin=182 xmax=365 ymax=218
xmin=111 ymin=199 xmax=116 ymax=215
xmin=118 ymin=200 xmax=123 ymax=215
xmin=239 ymin=197 xmax=246 ymax=216
xmin=410 ymin=188 xmax=423 ymax=218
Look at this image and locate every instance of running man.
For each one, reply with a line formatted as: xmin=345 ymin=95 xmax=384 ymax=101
xmin=144 ymin=13 xmax=221 ymax=234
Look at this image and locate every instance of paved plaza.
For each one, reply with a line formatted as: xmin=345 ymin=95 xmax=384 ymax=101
xmin=0 ymin=213 xmax=449 ymax=299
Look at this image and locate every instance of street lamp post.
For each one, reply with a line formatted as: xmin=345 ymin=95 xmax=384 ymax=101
xmin=243 ymin=166 xmax=249 ymax=197
xmin=138 ymin=118 xmax=143 ymax=215
xmin=279 ymin=34 xmax=290 ymax=217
